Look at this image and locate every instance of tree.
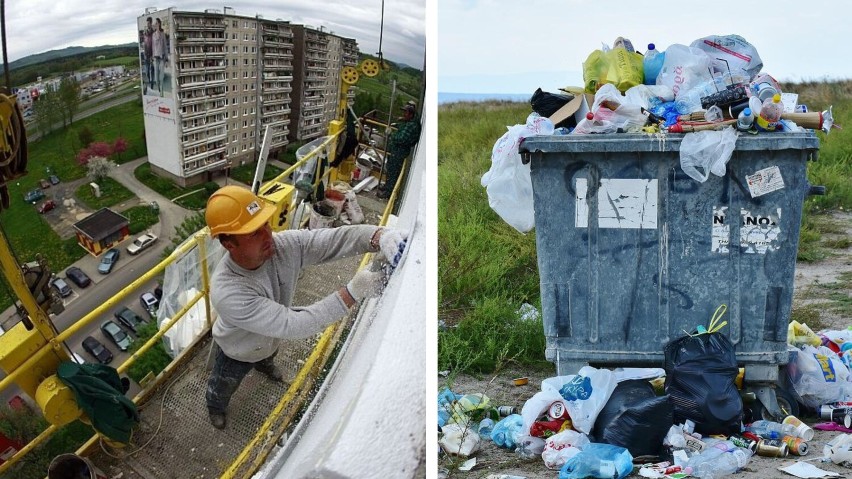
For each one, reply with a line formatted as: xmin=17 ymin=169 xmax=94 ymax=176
xmin=58 ymin=76 xmax=81 ymax=125
xmin=76 ymin=141 xmax=113 ymax=165
xmin=32 ymin=84 xmax=62 ymax=137
xmin=77 ymin=126 xmax=94 ymax=147
xmin=113 ymin=137 xmax=129 ymax=161
xmin=86 ymin=156 xmax=116 ymax=182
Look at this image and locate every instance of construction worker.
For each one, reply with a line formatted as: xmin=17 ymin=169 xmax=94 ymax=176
xmin=203 ymin=185 xmax=407 ymax=429
xmin=378 ymin=100 xmax=421 ymax=199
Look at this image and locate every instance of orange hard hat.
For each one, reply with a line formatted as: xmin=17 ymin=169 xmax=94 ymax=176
xmin=205 ymin=185 xmax=275 ymax=237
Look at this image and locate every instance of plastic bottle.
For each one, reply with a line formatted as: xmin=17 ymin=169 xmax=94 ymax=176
xmin=755 ymin=93 xmax=783 ymax=131
xmin=736 ymin=108 xmax=755 ymax=131
xmin=745 ymin=420 xmax=796 ymax=438
xmin=477 ymin=418 xmax=495 ymax=440
xmin=643 ymin=43 xmax=665 ymax=85
xmin=688 ymin=448 xmax=751 ymax=479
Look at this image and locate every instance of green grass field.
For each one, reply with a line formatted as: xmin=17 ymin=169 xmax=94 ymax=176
xmin=438 ymin=82 xmax=852 ymax=375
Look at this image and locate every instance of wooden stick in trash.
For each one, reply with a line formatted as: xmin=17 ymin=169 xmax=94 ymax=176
xmin=668 ymin=119 xmax=736 ymax=133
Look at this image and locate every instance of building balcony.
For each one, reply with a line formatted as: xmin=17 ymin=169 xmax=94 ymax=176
xmin=179 ymin=77 xmax=227 ymax=89
xmin=178 ymin=35 xmax=227 ymax=44
xmin=178 ymin=50 xmax=226 ymax=61
xmin=175 ymin=20 xmax=226 ymax=31
xmin=183 ymin=144 xmax=228 ymax=165
xmin=263 ymin=85 xmax=292 ymax=95
xmin=184 ymin=155 xmax=228 ymax=176
xmin=181 ymin=119 xmax=226 ymax=135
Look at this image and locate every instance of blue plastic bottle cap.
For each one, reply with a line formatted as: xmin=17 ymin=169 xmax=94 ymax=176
xmin=743 ymin=108 xmax=751 ymax=116
xmin=648 ymin=43 xmax=656 ymax=51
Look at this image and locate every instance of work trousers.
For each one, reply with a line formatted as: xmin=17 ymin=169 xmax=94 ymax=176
xmin=206 ymin=346 xmax=277 ymax=415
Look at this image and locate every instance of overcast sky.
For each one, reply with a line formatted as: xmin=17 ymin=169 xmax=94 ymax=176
xmin=4 ymin=0 xmax=425 ymax=68
xmin=439 ymin=0 xmax=852 ymax=94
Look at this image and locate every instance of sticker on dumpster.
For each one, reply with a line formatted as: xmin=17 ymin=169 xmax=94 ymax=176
xmin=740 ymin=208 xmax=782 ymax=254
xmin=574 ymin=178 xmax=657 ymax=229
xmin=712 ymin=206 xmax=730 ymax=253
xmin=746 ymin=166 xmax=785 ymax=198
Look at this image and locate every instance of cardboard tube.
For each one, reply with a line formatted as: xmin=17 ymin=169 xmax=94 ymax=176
xmin=781 ymin=112 xmax=822 ymax=130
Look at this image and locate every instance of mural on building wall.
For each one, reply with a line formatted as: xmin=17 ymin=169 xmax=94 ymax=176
xmin=138 ymin=12 xmax=176 ymax=120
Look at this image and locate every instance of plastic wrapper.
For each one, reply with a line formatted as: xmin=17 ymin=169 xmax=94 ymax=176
xmin=624 ymin=84 xmax=675 ymax=110
xmin=572 ymin=84 xmax=647 ymax=135
xmin=690 ymin=34 xmax=763 ymax=78
xmin=656 ymin=44 xmax=713 ymax=98
xmin=559 ymin=443 xmax=634 ymax=479
xmin=788 ymin=345 xmax=852 ymax=408
xmin=591 ymin=379 xmax=673 ymax=457
xmin=491 ymin=413 xmax=524 ymax=449
xmin=583 ymin=47 xmax=644 ymax=94
xmin=439 ymin=423 xmax=481 ymax=457
xmin=542 ymin=429 xmax=590 ymax=470
xmin=679 ymin=127 xmax=738 ymax=183
xmin=663 ymin=329 xmax=743 ymax=436
xmin=481 ymin=113 xmax=553 ymax=233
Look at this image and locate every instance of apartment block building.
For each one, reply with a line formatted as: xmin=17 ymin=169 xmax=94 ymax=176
xmin=137 ymin=8 xmax=359 ymax=186
xmin=290 ymin=25 xmax=359 ymax=143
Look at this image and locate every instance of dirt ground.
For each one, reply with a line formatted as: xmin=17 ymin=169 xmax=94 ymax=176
xmin=438 ymin=212 xmax=852 ymax=479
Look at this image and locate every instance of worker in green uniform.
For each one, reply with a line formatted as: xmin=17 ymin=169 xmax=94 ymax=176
xmin=378 ymin=101 xmax=421 ymax=199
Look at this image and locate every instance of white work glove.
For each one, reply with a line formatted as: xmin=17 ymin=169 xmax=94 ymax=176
xmin=379 ymin=228 xmax=408 ymax=268
xmin=346 ymin=269 xmax=385 ymax=301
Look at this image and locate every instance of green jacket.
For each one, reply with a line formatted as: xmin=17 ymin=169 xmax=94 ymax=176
xmin=57 ymin=362 xmax=139 ymax=444
xmin=389 ymin=117 xmax=421 ymax=159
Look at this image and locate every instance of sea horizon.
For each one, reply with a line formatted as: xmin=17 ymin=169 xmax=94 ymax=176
xmin=439 ymin=92 xmax=531 ymax=105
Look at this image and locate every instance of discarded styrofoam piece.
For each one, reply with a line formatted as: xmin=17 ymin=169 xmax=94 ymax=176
xmin=353 ymin=176 xmax=379 ymax=193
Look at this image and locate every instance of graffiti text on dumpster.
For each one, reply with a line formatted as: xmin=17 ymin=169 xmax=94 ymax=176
xmin=740 ymin=208 xmax=782 ymax=254
xmin=746 ymin=165 xmax=785 ymax=198
xmin=575 ymin=179 xmax=658 ymax=229
xmin=712 ymin=207 xmax=782 ymax=254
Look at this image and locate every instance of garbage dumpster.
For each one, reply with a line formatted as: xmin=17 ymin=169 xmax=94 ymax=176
xmin=519 ymin=132 xmax=820 ymax=391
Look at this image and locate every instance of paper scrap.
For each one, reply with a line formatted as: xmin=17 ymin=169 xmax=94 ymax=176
xmin=779 ymin=461 xmax=841 ymax=478
xmin=458 ymin=457 xmax=476 ymax=472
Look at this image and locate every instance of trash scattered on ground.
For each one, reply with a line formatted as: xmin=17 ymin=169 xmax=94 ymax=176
xmin=779 ymin=461 xmax=841 ymax=478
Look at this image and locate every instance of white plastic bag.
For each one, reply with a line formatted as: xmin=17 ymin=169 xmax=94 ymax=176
xmin=481 ymin=112 xmax=554 ymax=233
xmin=520 ymin=388 xmax=565 ymax=436
xmin=542 ymin=429 xmax=590 ymax=469
xmin=624 ymin=84 xmax=675 ymax=110
xmin=679 ymin=127 xmax=738 ymax=183
xmin=790 ymin=345 xmax=852 ymax=408
xmin=656 ymin=44 xmax=713 ymax=98
xmin=343 ymin=190 xmax=364 ymax=224
xmin=539 ymin=366 xmax=617 ymax=434
xmin=439 ymin=423 xmax=481 ymax=457
xmin=690 ymin=34 xmax=763 ymax=78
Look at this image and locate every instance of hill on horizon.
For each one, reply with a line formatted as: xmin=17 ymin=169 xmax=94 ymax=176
xmin=10 ymin=43 xmax=139 ymax=71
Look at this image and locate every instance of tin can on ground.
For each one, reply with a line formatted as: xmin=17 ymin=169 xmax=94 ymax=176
xmin=547 ymin=401 xmax=568 ymax=421
xmin=496 ymin=405 xmax=517 ymax=417
xmin=783 ymin=415 xmax=815 ymax=441
xmin=729 ymin=434 xmax=758 ymax=453
xmin=819 ymin=405 xmax=852 ymax=428
xmin=757 ymin=439 xmax=789 ymax=457
xmin=782 ymin=435 xmax=809 ymax=456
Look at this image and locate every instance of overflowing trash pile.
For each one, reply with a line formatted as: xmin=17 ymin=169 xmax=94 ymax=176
xmin=481 ymin=34 xmax=840 ymax=234
xmin=438 ymin=312 xmax=852 ymax=478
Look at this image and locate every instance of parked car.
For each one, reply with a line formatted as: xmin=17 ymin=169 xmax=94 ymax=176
xmin=24 ymin=189 xmax=45 ymax=204
xmin=65 ymin=266 xmax=91 ymax=288
xmin=114 ymin=307 xmax=144 ymax=333
xmin=140 ymin=292 xmax=159 ymax=319
xmin=127 ymin=233 xmax=158 ymax=255
xmin=98 ymin=248 xmax=120 ymax=274
xmin=48 ymin=174 xmax=60 ymax=185
xmin=39 ymin=178 xmax=51 ymax=189
xmin=37 ymin=199 xmax=56 ymax=214
xmin=82 ymin=336 xmax=113 ymax=364
xmin=50 ymin=277 xmax=72 ymax=298
xmin=100 ymin=320 xmax=132 ymax=351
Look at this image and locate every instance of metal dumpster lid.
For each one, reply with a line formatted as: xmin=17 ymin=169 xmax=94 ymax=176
xmin=519 ymin=132 xmax=820 ymax=154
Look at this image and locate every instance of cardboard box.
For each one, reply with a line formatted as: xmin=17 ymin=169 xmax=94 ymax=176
xmin=549 ymin=92 xmax=595 ymax=127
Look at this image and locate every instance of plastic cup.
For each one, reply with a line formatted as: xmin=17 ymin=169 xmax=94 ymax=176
xmin=783 ymin=415 xmax=814 ymax=441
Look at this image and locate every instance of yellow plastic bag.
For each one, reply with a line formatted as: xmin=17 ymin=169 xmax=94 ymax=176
xmin=788 ymin=320 xmax=822 ymax=347
xmin=582 ymin=47 xmax=644 ymax=94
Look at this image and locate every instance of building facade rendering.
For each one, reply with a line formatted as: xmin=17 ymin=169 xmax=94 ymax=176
xmin=137 ymin=8 xmax=359 ymax=186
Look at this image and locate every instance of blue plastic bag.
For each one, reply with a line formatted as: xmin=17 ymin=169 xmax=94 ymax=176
xmin=437 ymin=388 xmax=461 ymax=428
xmin=559 ymin=443 xmax=634 ymax=479
xmin=491 ymin=413 xmax=524 ymax=449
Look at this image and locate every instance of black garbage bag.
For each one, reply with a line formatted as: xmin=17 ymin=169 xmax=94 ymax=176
xmin=591 ymin=379 xmax=673 ymax=457
xmin=663 ymin=311 xmax=742 ymax=436
xmin=530 ymin=88 xmax=577 ymax=128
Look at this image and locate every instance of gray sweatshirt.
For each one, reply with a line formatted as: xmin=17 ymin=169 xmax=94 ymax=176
xmin=211 ymin=225 xmax=377 ymax=362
